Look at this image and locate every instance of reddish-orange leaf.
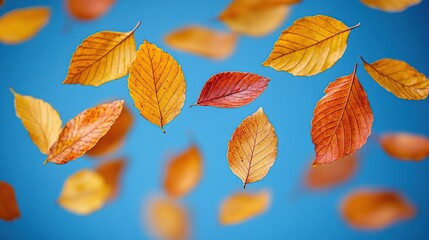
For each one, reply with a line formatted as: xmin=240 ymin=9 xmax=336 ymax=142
xmin=65 ymin=0 xmax=115 ymax=21
xmin=192 ymin=72 xmax=269 ymax=108
xmin=311 ymin=64 xmax=373 ymax=166
xmin=95 ymin=158 xmax=126 ymax=200
xmin=0 ymin=182 xmax=20 ymax=221
xmin=380 ymin=133 xmax=429 ymax=161
xmin=341 ymin=189 xmax=415 ymax=229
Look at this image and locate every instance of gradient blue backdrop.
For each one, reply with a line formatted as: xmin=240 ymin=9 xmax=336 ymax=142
xmin=0 ymin=0 xmax=428 ymax=239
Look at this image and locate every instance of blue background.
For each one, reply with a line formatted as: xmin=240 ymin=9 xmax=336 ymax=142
xmin=0 ymin=0 xmax=428 ymax=239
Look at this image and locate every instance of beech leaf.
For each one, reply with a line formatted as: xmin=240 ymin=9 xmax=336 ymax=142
xmin=380 ymin=133 xmax=429 ymax=161
xmin=360 ymin=0 xmax=421 ymax=12
xmin=0 ymin=182 xmax=20 ymax=221
xmin=66 ymin=0 xmax=115 ymax=21
xmin=95 ymin=158 xmax=126 ymax=200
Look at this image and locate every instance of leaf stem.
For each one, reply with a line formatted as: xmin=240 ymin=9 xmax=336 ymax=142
xmin=349 ymin=22 xmax=361 ymax=30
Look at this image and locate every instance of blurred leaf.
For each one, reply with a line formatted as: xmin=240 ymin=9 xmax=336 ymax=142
xmin=0 ymin=182 xmax=20 ymax=221
xmin=95 ymin=158 xmax=126 ymax=200
xmin=360 ymin=0 xmax=421 ymax=12
xmin=0 ymin=7 xmax=50 ymax=44
xmin=263 ymin=15 xmax=359 ymax=76
xmin=227 ymin=108 xmax=278 ymax=188
xmin=380 ymin=133 xmax=429 ymax=161
xmin=65 ymin=0 xmax=115 ymax=21
xmin=0 ymin=0 xmax=4 ymax=7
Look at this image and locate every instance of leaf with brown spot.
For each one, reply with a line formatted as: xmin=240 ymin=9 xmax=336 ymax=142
xmin=380 ymin=133 xmax=429 ymax=161
xmin=66 ymin=0 xmax=115 ymax=21
xmin=95 ymin=158 xmax=126 ymax=200
xmin=0 ymin=182 xmax=20 ymax=221
xmin=360 ymin=0 xmax=421 ymax=12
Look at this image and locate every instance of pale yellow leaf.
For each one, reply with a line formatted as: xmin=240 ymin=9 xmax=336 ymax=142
xmin=360 ymin=0 xmax=421 ymax=12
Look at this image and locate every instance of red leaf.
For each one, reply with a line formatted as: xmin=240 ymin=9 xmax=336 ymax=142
xmin=0 ymin=182 xmax=20 ymax=221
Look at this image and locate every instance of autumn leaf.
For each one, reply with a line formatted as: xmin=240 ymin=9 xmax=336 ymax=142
xmin=0 ymin=0 xmax=4 ymax=7
xmin=95 ymin=158 xmax=126 ymax=200
xmin=11 ymin=89 xmax=62 ymax=154
xmin=311 ymin=64 xmax=373 ymax=166
xmin=58 ymin=169 xmax=110 ymax=215
xmin=0 ymin=7 xmax=50 ymax=44
xmin=0 ymin=182 xmax=20 ymax=221
xmin=66 ymin=0 xmax=115 ymax=21
xmin=63 ymin=22 xmax=140 ymax=87
xmin=227 ymin=108 xmax=278 ymax=188
xmin=191 ymin=72 xmax=269 ymax=108
xmin=219 ymin=190 xmax=270 ymax=225
xmin=361 ymin=57 xmax=429 ymax=100
xmin=380 ymin=133 xmax=429 ymax=161
xmin=360 ymin=0 xmax=421 ymax=12
xmin=341 ymin=189 xmax=415 ymax=229
xmin=163 ymin=145 xmax=203 ymax=198
xmin=164 ymin=25 xmax=237 ymax=60
xmin=46 ymin=100 xmax=124 ymax=165
xmin=263 ymin=15 xmax=359 ymax=76
xmin=128 ymin=40 xmax=186 ymax=133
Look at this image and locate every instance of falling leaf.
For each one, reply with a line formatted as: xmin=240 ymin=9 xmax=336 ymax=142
xmin=46 ymin=100 xmax=124 ymax=165
xmin=0 ymin=7 xmax=50 ymax=44
xmin=311 ymin=64 xmax=373 ymax=166
xmin=65 ymin=0 xmax=115 ymax=21
xmin=380 ymin=133 xmax=429 ymax=161
xmin=164 ymin=25 xmax=237 ymax=60
xmin=360 ymin=0 xmax=421 ymax=12
xmin=361 ymin=57 xmax=429 ymax=100
xmin=11 ymin=89 xmax=62 ymax=155
xmin=341 ymin=189 xmax=415 ymax=229
xmin=87 ymin=104 xmax=133 ymax=157
xmin=95 ymin=158 xmax=126 ymax=200
xmin=58 ymin=169 xmax=110 ymax=215
xmin=227 ymin=107 xmax=278 ymax=188
xmin=163 ymin=145 xmax=203 ymax=198
xmin=0 ymin=0 xmax=4 ymax=7
xmin=192 ymin=72 xmax=269 ymax=108
xmin=263 ymin=15 xmax=359 ymax=76
xmin=0 ymin=182 xmax=20 ymax=221
xmin=219 ymin=190 xmax=270 ymax=225
xmin=128 ymin=40 xmax=186 ymax=133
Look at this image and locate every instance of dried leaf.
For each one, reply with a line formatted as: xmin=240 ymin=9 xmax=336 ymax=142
xmin=11 ymin=89 xmax=62 ymax=154
xmin=360 ymin=0 xmax=421 ymax=12
xmin=58 ymin=169 xmax=110 ymax=215
xmin=95 ymin=158 xmax=126 ymax=200
xmin=380 ymin=133 xmax=429 ymax=161
xmin=227 ymin=108 xmax=278 ymax=188
xmin=46 ymin=100 xmax=124 ymax=165
xmin=87 ymin=104 xmax=133 ymax=157
xmin=164 ymin=25 xmax=237 ymax=60
xmin=263 ymin=15 xmax=359 ymax=76
xmin=192 ymin=72 xmax=269 ymax=108
xmin=0 ymin=182 xmax=20 ymax=221
xmin=341 ymin=189 xmax=416 ymax=229
xmin=128 ymin=40 xmax=186 ymax=133
xmin=219 ymin=190 xmax=270 ymax=225
xmin=163 ymin=145 xmax=203 ymax=198
xmin=0 ymin=7 xmax=50 ymax=44
xmin=361 ymin=57 xmax=429 ymax=100
xmin=311 ymin=65 xmax=373 ymax=166
xmin=66 ymin=0 xmax=115 ymax=21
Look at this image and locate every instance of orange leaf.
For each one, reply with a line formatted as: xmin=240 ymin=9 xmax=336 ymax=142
xmin=95 ymin=158 xmax=126 ymax=200
xmin=380 ymin=133 xmax=429 ymax=161
xmin=0 ymin=182 xmax=20 ymax=221
xmin=66 ymin=0 xmax=115 ymax=21
xmin=311 ymin=64 xmax=373 ymax=166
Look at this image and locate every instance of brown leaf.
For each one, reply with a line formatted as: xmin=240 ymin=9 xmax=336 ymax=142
xmin=380 ymin=133 xmax=429 ymax=161
xmin=66 ymin=0 xmax=115 ymax=21
xmin=95 ymin=158 xmax=126 ymax=200
xmin=0 ymin=182 xmax=20 ymax=221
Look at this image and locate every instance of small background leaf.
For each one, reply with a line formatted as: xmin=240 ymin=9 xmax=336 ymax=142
xmin=0 ymin=181 xmax=20 ymax=221
xmin=95 ymin=158 xmax=126 ymax=200
xmin=66 ymin=0 xmax=115 ymax=21
xmin=380 ymin=133 xmax=429 ymax=161
xmin=360 ymin=0 xmax=421 ymax=12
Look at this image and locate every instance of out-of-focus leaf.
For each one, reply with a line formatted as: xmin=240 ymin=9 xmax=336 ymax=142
xmin=311 ymin=65 xmax=373 ymax=166
xmin=63 ymin=22 xmax=139 ymax=86
xmin=58 ymin=169 xmax=110 ymax=215
xmin=11 ymin=89 xmax=62 ymax=154
xmin=361 ymin=57 xmax=429 ymax=100
xmin=95 ymin=158 xmax=126 ymax=200
xmin=380 ymin=133 xmax=429 ymax=161
xmin=219 ymin=190 xmax=270 ymax=225
xmin=227 ymin=107 xmax=278 ymax=188
xmin=0 ymin=0 xmax=4 ymax=7
xmin=192 ymin=72 xmax=269 ymax=108
xmin=341 ymin=189 xmax=416 ymax=229
xmin=263 ymin=15 xmax=359 ymax=76
xmin=0 ymin=7 xmax=50 ymax=44
xmin=360 ymin=0 xmax=421 ymax=12
xmin=46 ymin=100 xmax=124 ymax=165
xmin=128 ymin=40 xmax=186 ymax=133
xmin=65 ymin=0 xmax=115 ymax=21
xmin=0 ymin=182 xmax=20 ymax=221
xmin=164 ymin=25 xmax=237 ymax=60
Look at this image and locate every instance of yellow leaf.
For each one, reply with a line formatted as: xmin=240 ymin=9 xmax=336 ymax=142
xmin=263 ymin=15 xmax=359 ymax=76
xmin=361 ymin=57 xmax=429 ymax=100
xmin=360 ymin=0 xmax=421 ymax=12
xmin=11 ymin=89 xmax=62 ymax=154
xmin=227 ymin=107 xmax=278 ymax=188
xmin=63 ymin=22 xmax=140 ymax=86
xmin=219 ymin=190 xmax=271 ymax=225
xmin=128 ymin=40 xmax=186 ymax=133
xmin=46 ymin=100 xmax=124 ymax=165
xmin=164 ymin=25 xmax=237 ymax=60
xmin=58 ymin=169 xmax=110 ymax=215
xmin=0 ymin=7 xmax=50 ymax=44
xmin=95 ymin=158 xmax=126 ymax=200
xmin=163 ymin=145 xmax=203 ymax=198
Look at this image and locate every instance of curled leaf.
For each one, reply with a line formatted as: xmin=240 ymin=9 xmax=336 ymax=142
xmin=66 ymin=0 xmax=115 ymax=21
xmin=95 ymin=158 xmax=126 ymax=200
xmin=360 ymin=0 xmax=421 ymax=12
xmin=380 ymin=133 xmax=429 ymax=161
xmin=0 ymin=182 xmax=20 ymax=221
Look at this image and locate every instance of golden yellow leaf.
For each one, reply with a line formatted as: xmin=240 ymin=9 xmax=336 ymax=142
xmin=380 ymin=133 xmax=429 ymax=161
xmin=219 ymin=190 xmax=270 ymax=225
xmin=63 ymin=22 xmax=140 ymax=86
xmin=11 ymin=89 xmax=62 ymax=155
xmin=163 ymin=145 xmax=203 ymax=198
xmin=0 ymin=7 xmax=50 ymax=44
xmin=46 ymin=100 xmax=124 ymax=165
xmin=128 ymin=40 xmax=186 ymax=133
xmin=361 ymin=57 xmax=429 ymax=100
xmin=95 ymin=158 xmax=126 ymax=200
xmin=360 ymin=0 xmax=421 ymax=12
xmin=164 ymin=25 xmax=237 ymax=60
xmin=227 ymin=107 xmax=278 ymax=188
xmin=58 ymin=169 xmax=110 ymax=215
xmin=263 ymin=15 xmax=359 ymax=76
